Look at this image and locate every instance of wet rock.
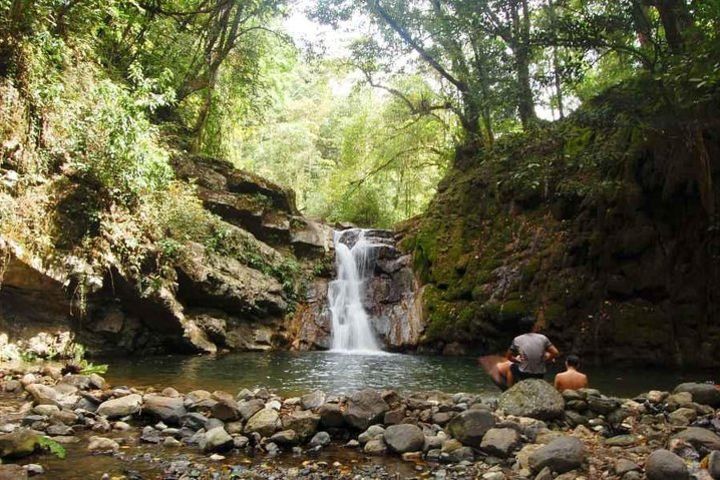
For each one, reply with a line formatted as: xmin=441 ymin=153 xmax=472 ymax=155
xmin=480 ymin=428 xmax=521 ymax=458
xmin=245 ymin=408 xmax=280 ymax=437
xmin=238 ymin=399 xmax=265 ymax=421
xmin=498 ymin=380 xmax=564 ymax=420
xmin=233 ymin=435 xmax=249 ymax=449
xmin=163 ymin=436 xmax=182 ymax=447
xmin=587 ymin=396 xmax=620 ymax=415
xmin=709 ymin=450 xmax=720 ymax=480
xmin=384 ymin=424 xmax=424 ymax=453
xmin=0 ymin=429 xmax=40 ymax=458
xmin=143 ymin=395 xmax=187 ymax=425
xmin=309 ymin=431 xmax=331 ymax=448
xmin=96 ymin=394 xmax=142 ymax=419
xmin=23 ymin=464 xmax=43 ymax=476
xmin=604 ymin=434 xmax=640 ymax=447
xmin=344 ymin=389 xmax=390 ymax=430
xmin=645 ymin=449 xmax=689 ymax=480
xmin=140 ymin=426 xmax=163 ymax=444
xmin=669 ymin=407 xmax=697 ymax=426
xmin=181 ymin=412 xmax=209 ymax=431
xmin=0 ymin=464 xmax=28 ymax=480
xmin=359 ymin=425 xmax=385 ymax=444
xmin=446 ymin=409 xmax=496 ymax=447
xmin=318 ymin=403 xmax=344 ymax=428
xmin=271 ymin=429 xmax=299 ymax=446
xmin=674 ymin=383 xmax=720 ymax=407
xmin=673 ymin=427 xmax=720 ymax=453
xmin=301 ymin=390 xmax=326 ymax=410
xmin=384 ymin=407 xmax=407 ymax=425
xmin=200 ymin=426 xmax=233 ymax=452
xmin=210 ymin=398 xmax=241 ymax=421
xmin=614 ymin=459 xmax=640 ymax=475
xmin=447 ymin=446 xmax=474 ymax=462
xmin=25 ymin=384 xmax=59 ymax=406
xmin=364 ymin=438 xmax=387 ymax=455
xmin=528 ymin=436 xmax=585 ymax=474
xmin=87 ymin=436 xmax=120 ymax=452
xmin=32 ymin=404 xmax=59 ymax=416
xmin=46 ymin=424 xmax=72 ymax=436
xmin=281 ymin=410 xmax=320 ymax=441
xmin=51 ymin=409 xmax=78 ymax=425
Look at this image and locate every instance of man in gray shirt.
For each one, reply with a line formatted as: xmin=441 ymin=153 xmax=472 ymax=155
xmin=508 ymin=316 xmax=559 ymax=382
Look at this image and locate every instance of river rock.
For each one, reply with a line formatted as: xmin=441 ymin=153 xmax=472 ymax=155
xmin=344 ymin=389 xmax=389 ymax=430
xmin=669 ymin=407 xmax=697 ymax=426
xmin=87 ymin=436 xmax=119 ymax=452
xmin=709 ymin=450 xmax=720 ymax=480
xmin=359 ymin=425 xmax=385 ymax=444
xmin=615 ymin=458 xmax=640 ymax=475
xmin=238 ymin=399 xmax=265 ymax=421
xmin=446 ymin=409 xmax=496 ymax=447
xmin=672 ymin=427 xmax=720 ymax=452
xmin=364 ymin=438 xmax=387 ymax=455
xmin=144 ymin=395 xmax=187 ymax=425
xmin=318 ymin=403 xmax=344 ymax=428
xmin=33 ymin=404 xmax=59 ymax=416
xmin=282 ymin=410 xmax=320 ymax=441
xmin=384 ymin=424 xmax=424 ymax=453
xmin=674 ymin=383 xmax=720 ymax=407
xmin=0 ymin=464 xmax=27 ymax=480
xmin=270 ymin=429 xmax=298 ymax=446
xmin=25 ymin=384 xmax=59 ymax=406
xmin=245 ymin=408 xmax=280 ymax=437
xmin=96 ymin=394 xmax=142 ymax=418
xmin=0 ymin=429 xmax=40 ymax=458
xmin=309 ymin=431 xmax=331 ymax=448
xmin=211 ymin=398 xmax=241 ymax=421
xmin=181 ymin=412 xmax=209 ymax=431
xmin=301 ymin=390 xmax=326 ymax=410
xmin=498 ymin=380 xmax=564 ymax=420
xmin=587 ymin=396 xmax=620 ymax=414
xmin=528 ymin=436 xmax=585 ymax=473
xmin=645 ymin=449 xmax=689 ymax=480
xmin=480 ymin=427 xmax=521 ymax=457
xmin=200 ymin=426 xmax=233 ymax=452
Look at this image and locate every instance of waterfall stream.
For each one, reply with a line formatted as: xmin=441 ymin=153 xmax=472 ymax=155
xmin=328 ymin=229 xmax=382 ymax=353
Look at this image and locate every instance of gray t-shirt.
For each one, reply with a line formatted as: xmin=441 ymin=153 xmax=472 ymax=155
xmin=511 ymin=333 xmax=553 ymax=374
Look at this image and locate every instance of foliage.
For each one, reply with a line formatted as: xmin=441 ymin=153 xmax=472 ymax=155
xmin=38 ymin=436 xmax=66 ymax=460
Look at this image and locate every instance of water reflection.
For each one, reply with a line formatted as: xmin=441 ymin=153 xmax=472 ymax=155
xmin=104 ymin=351 xmax=716 ymax=398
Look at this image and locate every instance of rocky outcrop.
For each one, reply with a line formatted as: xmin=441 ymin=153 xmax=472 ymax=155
xmin=290 ymin=229 xmax=425 ymax=351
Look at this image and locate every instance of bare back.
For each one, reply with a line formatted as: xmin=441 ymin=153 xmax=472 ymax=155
xmin=554 ymin=369 xmax=588 ymax=392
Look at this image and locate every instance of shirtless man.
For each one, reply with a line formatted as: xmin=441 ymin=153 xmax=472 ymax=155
xmin=508 ymin=316 xmax=559 ymax=381
xmin=554 ymin=354 xmax=588 ymax=392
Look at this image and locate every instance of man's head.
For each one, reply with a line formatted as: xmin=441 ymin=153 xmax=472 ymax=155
xmin=566 ymin=354 xmax=581 ymax=369
xmin=518 ymin=315 xmax=537 ymax=333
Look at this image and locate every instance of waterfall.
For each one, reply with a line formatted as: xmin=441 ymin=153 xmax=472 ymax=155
xmin=328 ymin=229 xmax=381 ymax=353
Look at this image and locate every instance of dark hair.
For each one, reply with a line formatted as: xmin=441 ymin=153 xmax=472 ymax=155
xmin=518 ymin=315 xmax=536 ymax=332
xmin=566 ymin=354 xmax=581 ymax=368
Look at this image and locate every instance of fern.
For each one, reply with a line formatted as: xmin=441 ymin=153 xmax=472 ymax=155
xmin=38 ymin=436 xmax=67 ymax=459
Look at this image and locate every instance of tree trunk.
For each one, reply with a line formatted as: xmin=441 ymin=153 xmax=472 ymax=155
xmin=547 ymin=0 xmax=563 ymax=119
xmin=654 ymin=0 xmax=693 ymax=53
xmin=511 ymin=0 xmax=537 ymax=129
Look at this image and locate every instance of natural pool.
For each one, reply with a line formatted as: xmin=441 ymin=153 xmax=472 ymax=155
xmin=103 ymin=351 xmax=717 ymax=398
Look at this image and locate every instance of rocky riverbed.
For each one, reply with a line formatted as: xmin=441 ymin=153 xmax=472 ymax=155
xmin=1 ymin=362 xmax=719 ymax=479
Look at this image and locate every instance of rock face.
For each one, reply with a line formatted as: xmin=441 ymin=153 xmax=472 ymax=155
xmin=0 ymin=152 xmax=332 ymax=357
xmin=446 ymin=409 xmax=496 ymax=447
xmin=290 ymin=229 xmax=425 ymax=352
xmin=383 ymin=424 xmax=425 ymax=453
xmin=645 ymin=449 xmax=689 ymax=480
xmin=528 ymin=436 xmax=585 ymax=474
xmin=498 ymin=380 xmax=565 ymax=420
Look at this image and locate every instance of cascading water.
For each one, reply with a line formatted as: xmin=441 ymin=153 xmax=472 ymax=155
xmin=328 ymin=229 xmax=382 ymax=353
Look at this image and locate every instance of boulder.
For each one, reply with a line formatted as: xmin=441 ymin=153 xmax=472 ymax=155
xmin=358 ymin=425 xmax=385 ymax=444
xmin=0 ymin=429 xmax=40 ymax=458
xmin=674 ymin=383 xmax=720 ymax=407
xmin=270 ymin=429 xmax=299 ymax=446
xmin=309 ymin=431 xmax=331 ymax=448
xmin=709 ymin=450 xmax=720 ymax=480
xmin=384 ymin=424 xmax=424 ymax=453
xmin=645 ymin=449 xmax=689 ymax=480
xmin=318 ymin=403 xmax=344 ymax=428
xmin=143 ymin=395 xmax=187 ymax=425
xmin=245 ymin=409 xmax=280 ymax=437
xmin=281 ymin=411 xmax=320 ymax=441
xmin=344 ymin=389 xmax=389 ymax=430
xmin=446 ymin=409 xmax=496 ymax=447
xmin=25 ymin=384 xmax=59 ymax=406
xmin=96 ymin=394 xmax=142 ymax=418
xmin=87 ymin=436 xmax=120 ymax=452
xmin=301 ymin=390 xmax=326 ymax=410
xmin=528 ymin=436 xmax=585 ymax=474
xmin=201 ymin=426 xmax=233 ymax=452
xmin=210 ymin=399 xmax=241 ymax=421
xmin=672 ymin=427 xmax=720 ymax=452
xmin=498 ymin=380 xmax=564 ymax=420
xmin=480 ymin=427 xmax=521 ymax=458
xmin=238 ymin=399 xmax=265 ymax=421
xmin=364 ymin=438 xmax=387 ymax=455
xmin=181 ymin=412 xmax=209 ymax=431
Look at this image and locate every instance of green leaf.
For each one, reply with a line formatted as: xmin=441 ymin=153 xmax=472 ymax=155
xmin=38 ymin=436 xmax=67 ymax=460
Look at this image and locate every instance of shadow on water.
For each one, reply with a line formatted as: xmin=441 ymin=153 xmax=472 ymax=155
xmin=103 ymin=351 xmax=717 ymax=398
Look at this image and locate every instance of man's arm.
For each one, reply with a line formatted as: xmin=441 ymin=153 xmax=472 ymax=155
xmin=544 ymin=344 xmax=559 ymax=362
